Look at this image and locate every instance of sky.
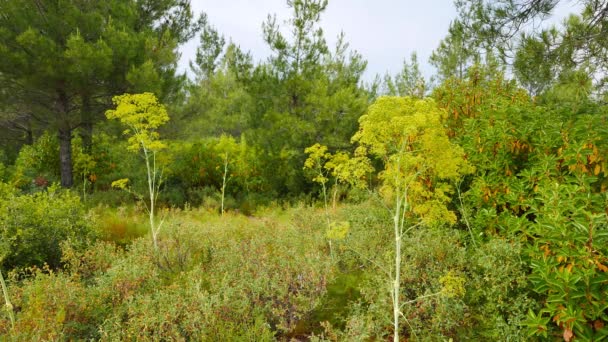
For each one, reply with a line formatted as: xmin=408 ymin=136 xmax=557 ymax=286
xmin=178 ymin=0 xmax=582 ymax=82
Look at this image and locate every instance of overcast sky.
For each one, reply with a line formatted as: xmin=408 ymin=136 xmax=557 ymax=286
xmin=178 ymin=0 xmax=581 ymax=82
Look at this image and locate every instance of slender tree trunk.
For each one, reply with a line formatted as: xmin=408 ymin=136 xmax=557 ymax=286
xmin=58 ymin=126 xmax=73 ymax=188
xmin=57 ymin=90 xmax=73 ymax=188
xmin=24 ymin=120 xmax=33 ymax=145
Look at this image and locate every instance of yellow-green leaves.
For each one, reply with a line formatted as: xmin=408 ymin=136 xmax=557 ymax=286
xmin=304 ymin=143 xmax=372 ymax=188
xmin=105 ymin=93 xmax=169 ymax=250
xmin=324 ymin=147 xmax=373 ymax=189
xmin=439 ymin=271 xmax=466 ymax=298
xmin=304 ymin=143 xmax=331 ymax=184
xmin=326 ymin=221 xmax=350 ymax=240
xmin=111 ymin=178 xmax=130 ymax=190
xmin=105 ymin=93 xmax=169 ymax=153
xmin=353 ymin=96 xmax=472 ymax=226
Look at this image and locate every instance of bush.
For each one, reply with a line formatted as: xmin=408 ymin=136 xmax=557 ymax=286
xmin=0 ymin=184 xmax=97 ymax=270
xmin=1 ymin=200 xmax=538 ymax=340
xmin=315 ymin=201 xmax=533 ymax=340
xmin=99 ymin=272 xmax=275 ymax=341
xmin=0 ymin=162 xmax=6 ymax=183
xmin=92 ymin=206 xmax=331 ymax=339
xmin=463 ymin=238 xmax=535 ymax=341
xmin=1 ymin=204 xmax=337 ymax=339
xmin=8 ymin=132 xmax=60 ymax=190
xmin=2 ymin=267 xmax=105 ymax=340
xmin=84 ymin=189 xmax=134 ymax=208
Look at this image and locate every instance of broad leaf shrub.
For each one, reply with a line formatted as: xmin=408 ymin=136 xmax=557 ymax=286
xmin=0 ymin=184 xmax=97 ymax=271
xmin=434 ymin=65 xmax=608 ymax=340
xmin=524 ymin=182 xmax=608 ymax=340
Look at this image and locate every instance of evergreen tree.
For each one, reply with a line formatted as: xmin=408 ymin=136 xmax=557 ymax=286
xmin=0 ymin=0 xmax=203 ymax=187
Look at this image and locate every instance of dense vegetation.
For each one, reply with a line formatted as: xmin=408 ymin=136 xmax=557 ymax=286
xmin=1 ymin=0 xmax=607 ymax=340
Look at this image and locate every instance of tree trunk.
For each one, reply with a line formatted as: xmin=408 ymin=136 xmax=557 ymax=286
xmin=24 ymin=119 xmax=33 ymax=145
xmin=57 ymin=89 xmax=73 ymax=188
xmin=58 ymin=126 xmax=73 ymax=188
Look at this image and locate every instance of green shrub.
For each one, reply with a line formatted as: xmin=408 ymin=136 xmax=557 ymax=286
xmin=435 ymin=66 xmax=608 ymax=340
xmin=461 ymin=239 xmax=535 ymax=341
xmin=9 ymin=205 xmax=337 ymax=339
xmin=84 ymin=189 xmax=134 ymax=208
xmin=99 ymin=271 xmax=275 ymax=341
xmin=9 ymin=132 xmax=60 ymax=190
xmin=0 ymin=202 xmax=538 ymax=340
xmin=61 ymin=241 xmax=125 ymax=282
xmin=0 ymin=184 xmax=97 ymax=270
xmin=0 ymin=162 xmax=6 ymax=183
xmin=316 ymin=201 xmax=533 ymax=340
xmin=2 ymin=267 xmax=105 ymax=340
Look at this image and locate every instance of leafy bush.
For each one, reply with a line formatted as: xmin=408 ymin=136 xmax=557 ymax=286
xmin=2 ymin=267 xmax=105 ymax=340
xmin=163 ymin=137 xmax=266 ymax=208
xmin=316 ymin=202 xmax=534 ymax=340
xmin=0 ymin=184 xmax=97 ymax=270
xmin=524 ymin=182 xmax=608 ymax=340
xmin=8 ymin=132 xmax=60 ymax=190
xmin=84 ymin=189 xmax=134 ymax=208
xmin=1 ymin=205 xmax=336 ymax=340
xmin=0 ymin=162 xmax=6 ymax=183
xmin=435 ymin=65 xmax=608 ymax=340
xmin=462 ymin=239 xmax=536 ymax=341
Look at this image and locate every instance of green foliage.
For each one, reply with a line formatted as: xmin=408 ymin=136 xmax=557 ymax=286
xmin=171 ymin=40 xmax=254 ymax=139
xmin=463 ymin=239 xmax=536 ymax=340
xmin=304 ymin=143 xmax=332 ymax=186
xmin=233 ymin=0 xmax=369 ymax=196
xmin=0 ymin=162 xmax=5 ymax=184
xmin=0 ymin=185 xmax=96 ymax=271
xmin=191 ymin=14 xmax=226 ymax=80
xmin=0 ymin=0 xmax=201 ymax=187
xmin=382 ymin=52 xmax=427 ymax=98
xmin=430 ymin=19 xmax=484 ymax=81
xmin=434 ymin=65 xmax=608 ymax=340
xmin=304 ymin=143 xmax=372 ymax=193
xmin=0 ymin=268 xmax=14 ymax=331
xmin=163 ymin=136 xmax=265 ymax=209
xmin=91 ymin=206 xmax=149 ymax=246
xmin=4 ymin=267 xmax=105 ymax=340
xmin=9 ymin=132 xmax=60 ymax=190
xmin=346 ymin=96 xmax=472 ymax=341
xmin=524 ymin=183 xmax=608 ymax=340
xmin=321 ymin=203 xmax=534 ymax=340
xmin=3 ymin=2 xmax=608 ymax=340
xmin=0 ymin=206 xmax=336 ymax=340
xmin=513 ymin=32 xmax=556 ymax=95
